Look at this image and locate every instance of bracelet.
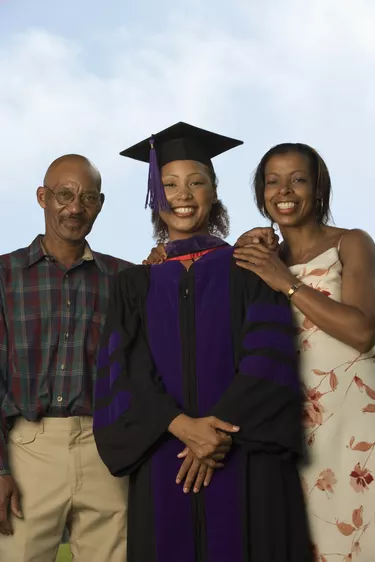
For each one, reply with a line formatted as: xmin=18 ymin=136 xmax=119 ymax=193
xmin=287 ymin=282 xmax=303 ymax=300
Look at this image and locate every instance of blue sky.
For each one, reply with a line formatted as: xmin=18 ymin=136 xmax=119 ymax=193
xmin=1 ymin=0 xmax=374 ymax=262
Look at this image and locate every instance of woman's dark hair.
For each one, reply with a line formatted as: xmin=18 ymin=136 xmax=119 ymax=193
xmin=253 ymin=143 xmax=332 ymax=225
xmin=152 ymin=161 xmax=230 ymax=243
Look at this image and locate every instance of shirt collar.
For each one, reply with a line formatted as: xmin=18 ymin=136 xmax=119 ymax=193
xmin=25 ymin=234 xmax=108 ymax=273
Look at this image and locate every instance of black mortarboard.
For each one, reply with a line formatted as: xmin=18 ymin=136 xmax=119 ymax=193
xmin=120 ymin=122 xmax=243 ymax=211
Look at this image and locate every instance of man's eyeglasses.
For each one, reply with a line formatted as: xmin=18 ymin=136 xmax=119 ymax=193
xmin=43 ymin=185 xmax=101 ymax=208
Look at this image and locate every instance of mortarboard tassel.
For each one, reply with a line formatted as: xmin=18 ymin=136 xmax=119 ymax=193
xmin=145 ymin=137 xmax=170 ymax=212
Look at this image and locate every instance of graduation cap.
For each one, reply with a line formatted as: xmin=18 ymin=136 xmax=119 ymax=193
xmin=120 ymin=122 xmax=243 ymax=212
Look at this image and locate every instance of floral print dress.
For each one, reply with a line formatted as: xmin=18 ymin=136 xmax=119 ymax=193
xmin=290 ymin=246 xmax=375 ymax=562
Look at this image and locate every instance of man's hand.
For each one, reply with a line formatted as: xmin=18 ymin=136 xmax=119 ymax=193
xmin=176 ymin=448 xmax=216 ymax=493
xmin=235 ymin=227 xmax=279 ymax=251
xmin=168 ymin=414 xmax=238 ymax=467
xmin=0 ymin=475 xmax=22 ymax=536
xmin=142 ymin=244 xmax=167 ymax=265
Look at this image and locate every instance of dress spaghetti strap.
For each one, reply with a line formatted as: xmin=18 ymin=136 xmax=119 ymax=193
xmin=337 ymin=234 xmax=345 ymax=252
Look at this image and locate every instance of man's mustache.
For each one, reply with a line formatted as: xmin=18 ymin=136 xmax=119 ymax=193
xmin=60 ymin=214 xmax=86 ymax=223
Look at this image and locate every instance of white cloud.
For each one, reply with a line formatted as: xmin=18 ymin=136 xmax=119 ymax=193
xmin=1 ymin=0 xmax=375 ymax=261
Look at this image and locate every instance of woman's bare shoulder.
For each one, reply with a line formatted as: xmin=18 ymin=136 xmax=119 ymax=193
xmin=323 ymin=225 xmax=348 ymax=242
xmin=337 ymin=227 xmax=374 ymax=246
xmin=337 ymin=228 xmax=375 ymax=265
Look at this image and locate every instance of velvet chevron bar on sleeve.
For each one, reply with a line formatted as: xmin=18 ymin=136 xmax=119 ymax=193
xmin=239 ymin=303 xmax=300 ymax=393
xmin=94 ymin=328 xmax=133 ymax=430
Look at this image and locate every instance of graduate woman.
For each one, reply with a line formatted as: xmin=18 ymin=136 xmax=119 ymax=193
xmin=93 ymin=123 xmax=312 ymax=562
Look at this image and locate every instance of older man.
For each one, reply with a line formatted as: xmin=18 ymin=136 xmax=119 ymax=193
xmin=0 ymin=154 xmax=131 ymax=562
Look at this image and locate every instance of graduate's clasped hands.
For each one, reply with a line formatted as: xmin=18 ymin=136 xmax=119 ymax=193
xmin=168 ymin=414 xmax=240 ymax=494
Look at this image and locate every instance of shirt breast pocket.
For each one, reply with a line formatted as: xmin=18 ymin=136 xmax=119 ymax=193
xmin=78 ymin=291 xmax=108 ymax=354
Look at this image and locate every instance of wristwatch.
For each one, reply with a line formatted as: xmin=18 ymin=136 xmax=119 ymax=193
xmin=287 ymin=282 xmax=303 ymax=300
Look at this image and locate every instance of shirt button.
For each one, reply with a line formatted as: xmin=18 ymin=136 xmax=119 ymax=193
xmin=61 ymin=364 xmax=66 ymax=370
xmin=64 ymin=333 xmax=69 ymax=340
xmin=67 ymin=301 xmax=71 ymax=307
xmin=57 ymin=396 xmax=63 ymax=403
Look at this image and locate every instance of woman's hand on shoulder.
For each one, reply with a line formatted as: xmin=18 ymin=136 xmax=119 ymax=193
xmin=235 ymin=227 xmax=279 ymax=251
xmin=142 ymin=243 xmax=167 ymax=265
xmin=233 ymin=242 xmax=296 ymax=293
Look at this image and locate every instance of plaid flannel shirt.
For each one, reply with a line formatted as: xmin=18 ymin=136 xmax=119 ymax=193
xmin=0 ymin=235 xmax=132 ymax=474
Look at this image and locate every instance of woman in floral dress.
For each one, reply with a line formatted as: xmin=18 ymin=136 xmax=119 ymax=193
xmin=233 ymin=143 xmax=375 ymax=561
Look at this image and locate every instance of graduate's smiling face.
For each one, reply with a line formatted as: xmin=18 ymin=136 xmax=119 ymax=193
xmin=159 ymin=159 xmax=217 ymax=241
xmin=263 ymin=152 xmax=316 ymax=228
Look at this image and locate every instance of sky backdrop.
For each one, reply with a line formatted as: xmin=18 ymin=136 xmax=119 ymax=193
xmin=1 ymin=0 xmax=374 ymax=262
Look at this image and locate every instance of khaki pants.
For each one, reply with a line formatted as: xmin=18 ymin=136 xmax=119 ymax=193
xmin=0 ymin=417 xmax=128 ymax=562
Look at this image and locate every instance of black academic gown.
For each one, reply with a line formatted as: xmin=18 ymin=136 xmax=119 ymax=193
xmin=93 ymin=236 xmax=312 ymax=562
